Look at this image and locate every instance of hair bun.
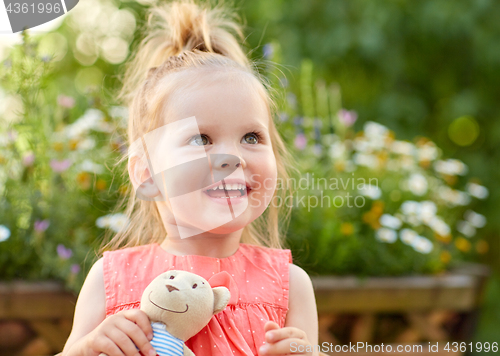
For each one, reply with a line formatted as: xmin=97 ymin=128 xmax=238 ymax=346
xmin=118 ymin=0 xmax=250 ymax=102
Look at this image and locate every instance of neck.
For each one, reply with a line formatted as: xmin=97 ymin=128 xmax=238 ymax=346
xmin=159 ymin=230 xmax=243 ymax=258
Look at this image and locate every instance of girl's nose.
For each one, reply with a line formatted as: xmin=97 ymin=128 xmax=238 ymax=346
xmin=211 ymin=154 xmax=245 ymax=170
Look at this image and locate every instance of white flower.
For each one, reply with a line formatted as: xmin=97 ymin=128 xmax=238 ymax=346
xmin=407 ymin=173 xmax=428 ymax=196
xmin=433 ymin=159 xmax=468 ymax=176
xmin=364 ymin=121 xmax=389 ymax=140
xmin=65 ymin=109 xmax=109 ymax=138
xmin=329 ymin=141 xmax=347 ymax=160
xmin=427 ymin=216 xmax=451 ymax=236
xmin=109 ymin=213 xmax=129 ymax=233
xmin=464 ymin=210 xmax=486 ymax=228
xmin=411 ymin=235 xmax=433 ymax=254
xmin=437 ymin=186 xmax=471 ymax=206
xmin=417 ymin=142 xmax=439 ymax=162
xmin=352 ymin=137 xmax=371 ymax=152
xmin=391 ymin=141 xmax=415 ymax=156
xmin=400 ymin=201 xmax=420 ymax=216
xmin=79 ymin=159 xmax=105 ymax=174
xmin=358 ymin=184 xmax=382 ymax=199
xmin=375 ymin=228 xmax=398 ymax=243
xmin=96 ymin=213 xmax=129 ymax=232
xmin=0 ymin=225 xmax=11 ymax=242
xmin=353 ymin=153 xmax=379 ymax=169
xmin=96 ymin=214 xmax=113 ymax=228
xmin=109 ymin=106 xmax=129 ymax=128
xmin=466 ymin=183 xmax=489 ymax=199
xmin=379 ymin=214 xmax=402 ymax=229
xmin=399 ymin=156 xmax=417 ymax=171
xmin=419 ymin=201 xmax=437 ymax=224
xmin=456 ymin=220 xmax=476 ymax=238
xmin=400 ymin=229 xmax=418 ymax=245
xmin=77 ymin=137 xmax=96 ymax=151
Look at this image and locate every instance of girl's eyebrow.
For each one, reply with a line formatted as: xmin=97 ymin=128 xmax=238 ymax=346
xmin=195 ymin=121 xmax=269 ymax=132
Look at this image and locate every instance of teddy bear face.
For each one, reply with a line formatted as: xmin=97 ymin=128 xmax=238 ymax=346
xmin=140 ymin=270 xmax=219 ymax=340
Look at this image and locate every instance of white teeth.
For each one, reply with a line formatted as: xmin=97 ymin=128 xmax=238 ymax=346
xmin=208 ymin=183 xmax=247 ymax=191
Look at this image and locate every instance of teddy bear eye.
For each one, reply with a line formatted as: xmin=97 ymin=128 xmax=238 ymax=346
xmin=192 ymin=283 xmax=197 ymax=289
xmin=169 ymin=275 xmax=175 ymax=280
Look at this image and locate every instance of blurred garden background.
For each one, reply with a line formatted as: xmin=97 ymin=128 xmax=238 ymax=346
xmin=0 ymin=0 xmax=499 ymax=354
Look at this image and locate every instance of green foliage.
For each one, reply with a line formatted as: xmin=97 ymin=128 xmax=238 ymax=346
xmin=242 ymin=0 xmax=499 ymax=272
xmin=0 ymin=32 xmax=128 ymax=291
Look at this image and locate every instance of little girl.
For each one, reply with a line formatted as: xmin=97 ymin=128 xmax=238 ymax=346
xmin=61 ymin=0 xmax=318 ymax=355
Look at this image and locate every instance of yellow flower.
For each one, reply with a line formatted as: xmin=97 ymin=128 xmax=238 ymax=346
xmin=363 ymin=201 xmax=385 ymax=229
xmin=0 ymin=155 xmax=5 ymax=165
xmin=53 ymin=142 xmax=64 ymax=152
xmin=455 ymin=237 xmax=471 ymax=252
xmin=77 ymin=172 xmax=91 ymax=190
xmin=443 ymin=174 xmax=458 ymax=186
xmin=334 ymin=160 xmax=345 ymax=172
xmin=69 ymin=139 xmax=79 ymax=151
xmin=340 ymin=222 xmax=354 ymax=236
xmin=119 ymin=185 xmax=128 ymax=195
xmin=476 ymin=240 xmax=489 ymax=254
xmin=96 ymin=179 xmax=107 ymax=191
xmin=440 ymin=251 xmax=451 ymax=264
xmin=435 ymin=233 xmax=452 ymax=244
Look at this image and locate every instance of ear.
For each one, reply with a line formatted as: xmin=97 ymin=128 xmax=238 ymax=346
xmin=128 ymin=153 xmax=162 ymax=201
xmin=212 ymin=286 xmax=230 ymax=314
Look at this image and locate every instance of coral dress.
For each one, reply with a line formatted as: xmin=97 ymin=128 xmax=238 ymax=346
xmin=103 ymin=243 xmax=292 ymax=356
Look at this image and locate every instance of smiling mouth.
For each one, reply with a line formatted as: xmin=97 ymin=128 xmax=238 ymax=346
xmin=148 ymin=291 xmax=189 ymax=313
xmin=204 ymin=182 xmax=250 ymax=199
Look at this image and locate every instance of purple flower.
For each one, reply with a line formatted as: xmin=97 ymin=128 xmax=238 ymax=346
xmin=70 ymin=264 xmax=81 ymax=274
xmin=50 ymin=159 xmax=72 ymax=173
xmin=34 ymin=219 xmax=50 ymax=232
xmin=294 ymin=133 xmax=307 ymax=150
xmin=263 ymin=43 xmax=274 ymax=59
xmin=57 ymin=95 xmax=76 ymax=109
xmin=22 ymin=152 xmax=35 ymax=167
xmin=57 ymin=244 xmax=73 ymax=260
xmin=338 ymin=109 xmax=358 ymax=127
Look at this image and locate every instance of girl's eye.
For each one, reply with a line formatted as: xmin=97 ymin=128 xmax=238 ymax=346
xmin=192 ymin=283 xmax=197 ymax=289
xmin=189 ymin=134 xmax=210 ymax=146
xmin=242 ymin=132 xmax=261 ymax=144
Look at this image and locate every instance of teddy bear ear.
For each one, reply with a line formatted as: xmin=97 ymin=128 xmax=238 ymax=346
xmin=212 ymin=286 xmax=230 ymax=314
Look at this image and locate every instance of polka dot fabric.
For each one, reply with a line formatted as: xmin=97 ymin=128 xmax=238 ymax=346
xmin=103 ymin=243 xmax=292 ymax=355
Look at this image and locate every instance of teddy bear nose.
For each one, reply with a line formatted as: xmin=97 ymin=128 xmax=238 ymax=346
xmin=166 ymin=284 xmax=179 ymax=292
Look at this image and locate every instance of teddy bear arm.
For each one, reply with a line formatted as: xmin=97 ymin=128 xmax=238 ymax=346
xmin=183 ymin=344 xmax=196 ymax=356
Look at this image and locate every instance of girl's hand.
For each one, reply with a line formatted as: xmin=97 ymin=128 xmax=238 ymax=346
xmin=259 ymin=321 xmax=313 ymax=356
xmin=83 ymin=309 xmax=156 ymax=356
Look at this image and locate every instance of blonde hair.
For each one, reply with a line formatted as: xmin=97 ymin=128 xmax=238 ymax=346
xmin=101 ymin=0 xmax=294 ymax=253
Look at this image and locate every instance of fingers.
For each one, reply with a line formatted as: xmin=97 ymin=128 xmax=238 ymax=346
xmin=264 ymin=320 xmax=280 ymax=333
xmin=90 ymin=310 xmax=155 ymax=356
xmin=114 ymin=316 xmax=155 ymax=356
xmin=123 ymin=310 xmax=154 ymax=340
xmin=260 ymin=338 xmax=311 ymax=355
xmin=266 ymin=326 xmax=307 ymax=343
xmin=104 ymin=328 xmax=138 ymax=356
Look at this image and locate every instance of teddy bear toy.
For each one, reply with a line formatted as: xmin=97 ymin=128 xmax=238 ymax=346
xmin=140 ymin=270 xmax=230 ymax=356
xmin=100 ymin=270 xmax=230 ymax=356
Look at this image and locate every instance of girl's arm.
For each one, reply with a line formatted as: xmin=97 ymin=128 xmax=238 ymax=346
xmin=61 ymin=258 xmax=155 ymax=356
xmin=259 ymin=263 xmax=319 ymax=356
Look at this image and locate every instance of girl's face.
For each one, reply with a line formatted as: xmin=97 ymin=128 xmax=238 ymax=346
xmin=147 ymin=73 xmax=277 ymax=237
